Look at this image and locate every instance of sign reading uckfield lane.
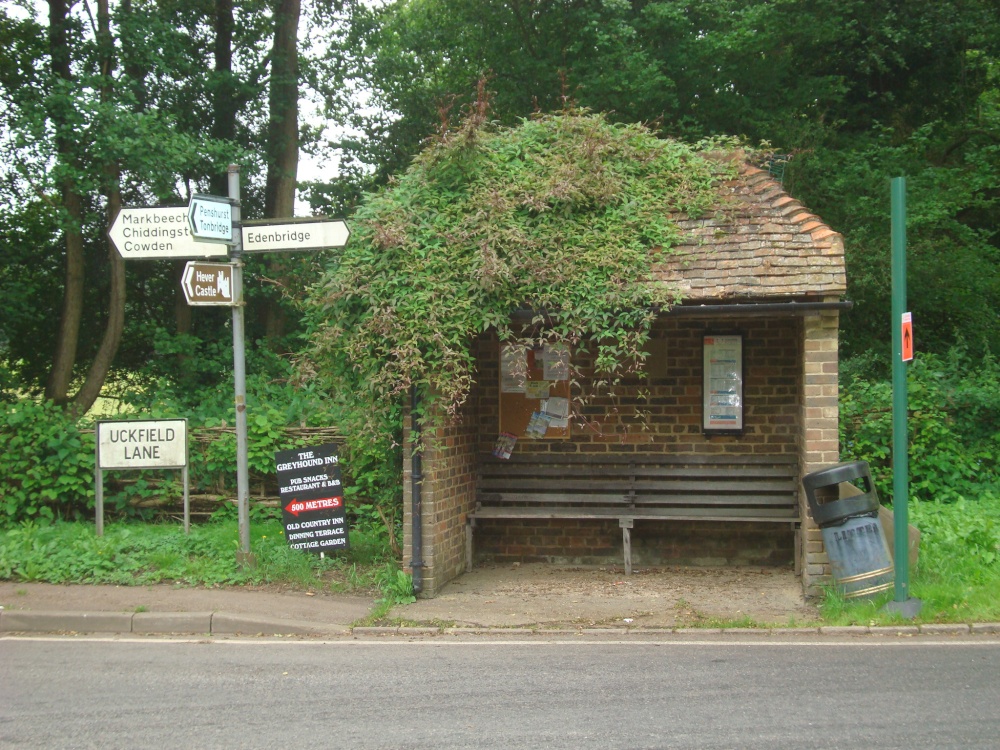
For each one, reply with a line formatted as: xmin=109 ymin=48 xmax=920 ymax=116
xmin=242 ymin=219 xmax=349 ymax=254
xmin=275 ymin=443 xmax=349 ymax=554
xmin=109 ymin=207 xmax=229 ymax=260
xmin=97 ymin=419 xmax=188 ymax=469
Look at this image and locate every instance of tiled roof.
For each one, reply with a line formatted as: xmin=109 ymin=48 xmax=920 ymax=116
xmin=651 ymin=162 xmax=847 ymax=301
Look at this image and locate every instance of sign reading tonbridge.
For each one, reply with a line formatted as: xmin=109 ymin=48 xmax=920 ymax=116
xmin=275 ymin=443 xmax=349 ymax=554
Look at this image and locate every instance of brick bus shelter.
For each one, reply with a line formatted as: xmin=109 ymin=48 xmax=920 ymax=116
xmin=402 ymin=161 xmax=848 ymax=598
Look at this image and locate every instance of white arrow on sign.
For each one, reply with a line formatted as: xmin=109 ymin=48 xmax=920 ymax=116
xmin=109 ymin=207 xmax=229 ymax=260
xmin=241 ymin=219 xmax=349 ymax=254
xmin=188 ymin=194 xmax=233 ymax=243
xmin=182 ymin=261 xmax=236 ymax=306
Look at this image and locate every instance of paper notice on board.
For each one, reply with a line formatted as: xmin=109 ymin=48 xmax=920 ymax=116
xmin=542 ymin=397 xmax=569 ymax=418
xmin=541 ymin=344 xmax=569 ymax=381
xmin=492 ymin=432 xmax=517 ymax=459
xmin=524 ymin=411 xmax=552 ymax=438
xmin=500 ymin=345 xmax=526 ymax=393
xmin=541 ymin=397 xmax=569 ymax=428
xmin=525 ymin=380 xmax=550 ymax=399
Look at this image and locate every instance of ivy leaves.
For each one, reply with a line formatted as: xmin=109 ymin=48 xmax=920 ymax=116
xmin=304 ymin=109 xmax=737 ymax=432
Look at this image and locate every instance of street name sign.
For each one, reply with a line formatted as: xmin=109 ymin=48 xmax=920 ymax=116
xmin=188 ymin=194 xmax=234 ymax=243
xmin=275 ymin=443 xmax=349 ymax=554
xmin=182 ymin=261 xmax=236 ymax=306
xmin=95 ymin=418 xmax=191 ymax=537
xmin=109 ymin=206 xmax=229 ymax=260
xmin=97 ymin=419 xmax=188 ymax=469
xmin=242 ymin=219 xmax=350 ymax=254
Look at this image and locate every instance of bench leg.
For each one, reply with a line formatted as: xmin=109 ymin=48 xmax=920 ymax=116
xmin=620 ymin=518 xmax=634 ymax=575
xmin=466 ymin=519 xmax=475 ymax=573
xmin=793 ymin=522 xmax=801 ymax=576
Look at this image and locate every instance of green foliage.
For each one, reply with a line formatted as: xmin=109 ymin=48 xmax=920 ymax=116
xmin=303 ymin=108 xmax=740 ymax=435
xmin=0 ymin=519 xmax=395 ymax=591
xmin=910 ymin=496 xmax=1000 ymax=579
xmin=820 ymin=493 xmax=1000 ymax=625
xmin=840 ymin=348 xmax=1000 ymax=503
xmin=0 ymin=400 xmax=94 ymax=525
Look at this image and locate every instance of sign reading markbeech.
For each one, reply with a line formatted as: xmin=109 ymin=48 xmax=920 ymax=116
xmin=182 ymin=261 xmax=235 ymax=306
xmin=242 ymin=219 xmax=349 ymax=254
xmin=109 ymin=207 xmax=229 ymax=260
xmin=97 ymin=419 xmax=188 ymax=469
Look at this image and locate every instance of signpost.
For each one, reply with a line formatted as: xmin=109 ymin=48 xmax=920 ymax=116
xmin=886 ymin=176 xmax=921 ymax=617
xmin=95 ymin=419 xmax=190 ymax=535
xmin=242 ymin=218 xmax=350 ymax=254
xmin=188 ymin=194 xmax=234 ymax=243
xmin=108 ymin=206 xmax=229 ymax=259
xmin=107 ymin=171 xmax=350 ymax=563
xmin=181 ymin=261 xmax=236 ymax=306
xmin=275 ymin=443 xmax=349 ymax=554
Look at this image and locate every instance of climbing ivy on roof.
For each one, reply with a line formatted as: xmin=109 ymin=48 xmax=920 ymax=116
xmin=302 ymin=109 xmax=741 ymax=431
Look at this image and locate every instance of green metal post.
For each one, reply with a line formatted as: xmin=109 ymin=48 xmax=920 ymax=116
xmin=890 ymin=177 xmax=910 ymax=603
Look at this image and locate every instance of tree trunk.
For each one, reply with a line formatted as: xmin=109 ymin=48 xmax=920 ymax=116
xmin=69 ymin=0 xmax=127 ymax=417
xmin=261 ymin=0 xmax=301 ymax=346
xmin=210 ymin=0 xmax=236 ymax=197
xmin=44 ymin=0 xmax=85 ymax=405
xmin=264 ymin=0 xmax=300 ymax=218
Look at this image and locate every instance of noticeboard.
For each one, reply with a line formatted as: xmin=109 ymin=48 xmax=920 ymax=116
xmin=498 ymin=344 xmax=571 ymax=441
xmin=703 ymin=334 xmax=744 ymax=434
xmin=275 ymin=443 xmax=349 ymax=554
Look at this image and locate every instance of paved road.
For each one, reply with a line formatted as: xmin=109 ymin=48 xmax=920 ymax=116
xmin=2 ymin=636 xmax=998 ymax=749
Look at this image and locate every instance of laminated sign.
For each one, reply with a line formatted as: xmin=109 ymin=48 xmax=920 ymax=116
xmin=275 ymin=443 xmax=349 ymax=553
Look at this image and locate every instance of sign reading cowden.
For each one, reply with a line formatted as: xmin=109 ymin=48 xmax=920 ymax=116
xmin=275 ymin=443 xmax=349 ymax=554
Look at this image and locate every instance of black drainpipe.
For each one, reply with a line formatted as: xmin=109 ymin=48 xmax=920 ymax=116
xmin=409 ymin=385 xmax=424 ymax=595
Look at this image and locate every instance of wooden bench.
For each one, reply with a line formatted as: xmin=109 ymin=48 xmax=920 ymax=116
xmin=467 ymin=453 xmax=801 ymax=574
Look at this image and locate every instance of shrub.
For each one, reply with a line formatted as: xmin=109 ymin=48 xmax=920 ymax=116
xmin=840 ymin=347 xmax=1000 ymax=503
xmin=0 ymin=400 xmax=94 ymax=525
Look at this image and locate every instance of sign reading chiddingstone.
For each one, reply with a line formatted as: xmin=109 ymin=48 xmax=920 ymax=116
xmin=275 ymin=443 xmax=349 ymax=553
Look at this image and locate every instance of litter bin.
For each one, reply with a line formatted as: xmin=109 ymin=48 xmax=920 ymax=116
xmin=803 ymin=461 xmax=894 ymax=600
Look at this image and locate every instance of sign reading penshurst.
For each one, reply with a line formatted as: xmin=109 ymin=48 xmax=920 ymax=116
xmin=275 ymin=443 xmax=349 ymax=554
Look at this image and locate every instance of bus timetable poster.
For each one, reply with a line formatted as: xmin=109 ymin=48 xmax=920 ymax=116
xmin=703 ymin=335 xmax=744 ymax=434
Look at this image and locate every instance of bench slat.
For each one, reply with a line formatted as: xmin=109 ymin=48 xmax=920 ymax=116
xmin=481 ymin=492 xmax=629 ymax=505
xmin=473 ymin=506 xmax=797 ymax=521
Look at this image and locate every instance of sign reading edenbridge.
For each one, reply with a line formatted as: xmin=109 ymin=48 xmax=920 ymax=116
xmin=109 ymin=207 xmax=229 ymax=260
xmin=242 ymin=219 xmax=349 ymax=254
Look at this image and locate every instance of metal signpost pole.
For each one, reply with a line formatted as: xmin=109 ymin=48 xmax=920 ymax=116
xmin=228 ymin=165 xmax=253 ymax=565
xmin=886 ymin=176 xmax=921 ymax=617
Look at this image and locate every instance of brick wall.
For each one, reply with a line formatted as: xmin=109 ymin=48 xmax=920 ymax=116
xmin=469 ymin=316 xmax=803 ymax=570
xmin=402 ymin=349 xmax=482 ymax=596
xmin=799 ymin=305 xmax=842 ymax=593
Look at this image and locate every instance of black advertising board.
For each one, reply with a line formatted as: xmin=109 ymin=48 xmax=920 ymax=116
xmin=275 ymin=443 xmax=349 ymax=554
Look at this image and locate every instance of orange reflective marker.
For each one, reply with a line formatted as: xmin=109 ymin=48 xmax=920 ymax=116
xmin=901 ymin=312 xmax=914 ymax=362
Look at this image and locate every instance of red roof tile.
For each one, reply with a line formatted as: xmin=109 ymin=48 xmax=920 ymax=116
xmin=651 ymin=161 xmax=847 ymax=301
